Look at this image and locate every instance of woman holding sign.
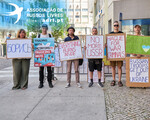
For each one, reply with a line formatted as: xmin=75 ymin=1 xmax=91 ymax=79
xmin=12 ymin=29 xmax=31 ymax=90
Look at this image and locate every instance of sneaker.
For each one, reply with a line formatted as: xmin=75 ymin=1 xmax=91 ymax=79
xmin=65 ymin=83 xmax=70 ymax=88
xmin=77 ymin=83 xmax=82 ymax=88
xmin=88 ymin=82 xmax=93 ymax=87
xmin=98 ymin=82 xmax=104 ymax=87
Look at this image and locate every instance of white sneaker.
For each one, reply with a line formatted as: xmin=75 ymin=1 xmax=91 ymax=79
xmin=77 ymin=83 xmax=82 ymax=88
xmin=65 ymin=83 xmax=70 ymax=88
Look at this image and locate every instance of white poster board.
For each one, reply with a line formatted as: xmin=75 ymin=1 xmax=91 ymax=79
xmin=58 ymin=40 xmax=83 ymax=61
xmin=130 ymin=59 xmax=149 ymax=83
xmin=106 ymin=33 xmax=126 ymax=61
xmin=86 ymin=35 xmax=104 ymax=59
xmin=6 ymin=39 xmax=32 ymax=59
xmin=54 ymin=47 xmax=61 ymax=67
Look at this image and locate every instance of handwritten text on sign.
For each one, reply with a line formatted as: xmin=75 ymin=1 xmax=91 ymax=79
xmin=86 ymin=36 xmax=104 ymax=58
xmin=107 ymin=35 xmax=125 ymax=59
xmin=130 ymin=59 xmax=149 ymax=83
xmin=7 ymin=39 xmax=32 ymax=59
xmin=58 ymin=40 xmax=83 ymax=61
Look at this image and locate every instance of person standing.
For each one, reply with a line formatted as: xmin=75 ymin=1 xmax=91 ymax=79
xmin=84 ymin=27 xmax=104 ymax=87
xmin=6 ymin=34 xmax=11 ymax=39
xmin=38 ymin=24 xmax=53 ymax=88
xmin=12 ymin=29 xmax=31 ymax=90
xmin=131 ymin=25 xmax=142 ymax=58
xmin=64 ymin=27 xmax=82 ymax=88
xmin=109 ymin=21 xmax=124 ymax=87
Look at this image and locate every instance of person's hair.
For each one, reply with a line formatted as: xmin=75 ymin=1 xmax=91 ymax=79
xmin=134 ymin=25 xmax=141 ymax=29
xmin=67 ymin=27 xmax=75 ymax=36
xmin=8 ymin=34 xmax=11 ymax=36
xmin=16 ymin=29 xmax=26 ymax=38
xmin=92 ymin=27 xmax=97 ymax=31
xmin=113 ymin=21 xmax=119 ymax=24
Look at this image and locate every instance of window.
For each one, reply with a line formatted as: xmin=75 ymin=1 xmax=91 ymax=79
xmin=68 ymin=9 xmax=73 ymax=11
xmin=75 ymin=9 xmax=80 ymax=11
xmin=75 ymin=15 xmax=80 ymax=18
xmin=82 ymin=9 xmax=88 ymax=11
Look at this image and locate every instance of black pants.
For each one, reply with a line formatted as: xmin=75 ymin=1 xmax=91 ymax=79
xmin=39 ymin=67 xmax=52 ymax=83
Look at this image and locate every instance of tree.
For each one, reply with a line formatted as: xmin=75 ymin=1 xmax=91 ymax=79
xmin=49 ymin=3 xmax=70 ymax=41
xmin=26 ymin=0 xmax=49 ymax=39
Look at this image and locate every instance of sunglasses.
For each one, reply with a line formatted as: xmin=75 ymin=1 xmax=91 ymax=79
xmin=114 ymin=25 xmax=119 ymax=27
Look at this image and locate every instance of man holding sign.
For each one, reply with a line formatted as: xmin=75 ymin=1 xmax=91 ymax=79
xmin=109 ymin=21 xmax=124 ymax=87
xmin=36 ymin=24 xmax=54 ymax=89
xmin=64 ymin=27 xmax=82 ymax=88
xmin=85 ymin=27 xmax=104 ymax=87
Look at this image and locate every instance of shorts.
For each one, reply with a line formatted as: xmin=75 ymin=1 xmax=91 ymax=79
xmin=110 ymin=61 xmax=123 ymax=67
xmin=88 ymin=59 xmax=102 ymax=72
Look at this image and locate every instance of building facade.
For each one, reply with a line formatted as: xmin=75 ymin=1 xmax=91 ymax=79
xmin=65 ymin=0 xmax=93 ymax=36
xmin=94 ymin=0 xmax=150 ymax=35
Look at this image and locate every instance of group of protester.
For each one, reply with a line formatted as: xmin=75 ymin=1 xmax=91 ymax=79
xmin=9 ymin=21 xmax=143 ymax=90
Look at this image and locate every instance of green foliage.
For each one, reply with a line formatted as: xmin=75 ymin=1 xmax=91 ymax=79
xmin=49 ymin=3 xmax=70 ymax=41
xmin=26 ymin=0 xmax=49 ymax=33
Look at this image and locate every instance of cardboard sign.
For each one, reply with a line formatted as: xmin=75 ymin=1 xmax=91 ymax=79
xmin=106 ymin=33 xmax=126 ymax=61
xmin=86 ymin=35 xmax=104 ymax=59
xmin=54 ymin=47 xmax=61 ymax=67
xmin=87 ymin=63 xmax=104 ymax=83
xmin=126 ymin=57 xmax=150 ymax=87
xmin=34 ymin=38 xmax=55 ymax=67
xmin=58 ymin=40 xmax=83 ymax=61
xmin=126 ymin=35 xmax=150 ymax=55
xmin=6 ymin=39 xmax=32 ymax=59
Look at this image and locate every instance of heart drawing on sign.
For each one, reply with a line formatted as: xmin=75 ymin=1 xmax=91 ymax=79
xmin=142 ymin=45 xmax=150 ymax=52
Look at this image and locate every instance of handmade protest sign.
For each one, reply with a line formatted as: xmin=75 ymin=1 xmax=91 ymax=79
xmin=54 ymin=47 xmax=61 ymax=67
xmin=34 ymin=38 xmax=55 ymax=67
xmin=86 ymin=35 xmax=104 ymax=59
xmin=106 ymin=33 xmax=126 ymax=61
xmin=87 ymin=63 xmax=104 ymax=83
xmin=126 ymin=57 xmax=150 ymax=87
xmin=6 ymin=39 xmax=32 ymax=59
xmin=58 ymin=40 xmax=83 ymax=61
xmin=126 ymin=35 xmax=150 ymax=55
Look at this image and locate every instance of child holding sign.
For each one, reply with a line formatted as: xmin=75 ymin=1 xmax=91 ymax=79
xmin=12 ymin=29 xmax=31 ymax=90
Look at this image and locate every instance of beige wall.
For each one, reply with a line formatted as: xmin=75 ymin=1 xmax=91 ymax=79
xmin=102 ymin=0 xmax=150 ymax=34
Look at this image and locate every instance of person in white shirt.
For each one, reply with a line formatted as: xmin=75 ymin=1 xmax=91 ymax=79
xmin=37 ymin=24 xmax=54 ymax=88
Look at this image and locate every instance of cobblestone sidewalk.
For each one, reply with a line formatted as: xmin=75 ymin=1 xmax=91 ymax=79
xmin=104 ymin=78 xmax=150 ymax=120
